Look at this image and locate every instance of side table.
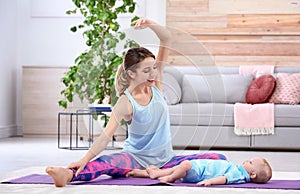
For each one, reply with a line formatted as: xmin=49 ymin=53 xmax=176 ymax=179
xmin=58 ymin=106 xmax=113 ymax=150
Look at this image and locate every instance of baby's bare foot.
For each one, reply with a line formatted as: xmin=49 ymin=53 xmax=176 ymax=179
xmin=45 ymin=166 xmax=73 ymax=187
xmin=126 ymin=169 xmax=149 ymax=178
xmin=159 ymin=175 xmax=176 ymax=183
xmin=146 ymin=166 xmax=161 ymax=179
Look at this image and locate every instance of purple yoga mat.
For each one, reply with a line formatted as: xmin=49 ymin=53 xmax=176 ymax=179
xmin=2 ymin=174 xmax=300 ymax=190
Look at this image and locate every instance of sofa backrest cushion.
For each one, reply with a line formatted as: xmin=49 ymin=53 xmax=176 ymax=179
xmin=163 ymin=66 xmax=300 ymax=104
xmin=162 ymin=73 xmax=182 ymax=105
xmin=181 ymin=74 xmax=254 ymax=103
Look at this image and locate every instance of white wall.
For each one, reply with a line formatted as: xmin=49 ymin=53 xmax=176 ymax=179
xmin=16 ymin=0 xmax=165 ymax=67
xmin=0 ymin=0 xmax=18 ymax=137
xmin=17 ymin=0 xmax=87 ymax=67
xmin=0 ymin=0 xmax=165 ymax=137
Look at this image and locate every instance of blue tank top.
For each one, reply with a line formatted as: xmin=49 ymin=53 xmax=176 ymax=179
xmin=123 ymin=86 xmax=175 ymax=168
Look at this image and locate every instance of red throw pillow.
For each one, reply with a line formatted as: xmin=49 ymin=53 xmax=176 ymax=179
xmin=246 ymin=75 xmax=276 ymax=104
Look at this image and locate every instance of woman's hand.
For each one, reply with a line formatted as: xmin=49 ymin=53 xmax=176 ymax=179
xmin=67 ymin=159 xmax=88 ymax=177
xmin=132 ymin=18 xmax=154 ymax=29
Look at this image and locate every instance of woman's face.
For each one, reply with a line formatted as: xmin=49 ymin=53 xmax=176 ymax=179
xmin=129 ymin=57 xmax=157 ymax=87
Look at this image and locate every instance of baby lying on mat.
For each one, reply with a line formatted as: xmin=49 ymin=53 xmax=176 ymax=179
xmin=127 ymin=157 xmax=272 ymax=186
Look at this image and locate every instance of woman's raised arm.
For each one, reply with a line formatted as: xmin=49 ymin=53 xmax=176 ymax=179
xmin=132 ymin=18 xmax=172 ymax=90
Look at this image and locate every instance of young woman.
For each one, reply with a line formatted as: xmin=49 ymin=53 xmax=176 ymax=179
xmin=46 ymin=18 xmax=226 ymax=187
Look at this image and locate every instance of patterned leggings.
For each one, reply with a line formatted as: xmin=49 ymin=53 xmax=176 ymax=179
xmin=71 ymin=152 xmax=227 ymax=182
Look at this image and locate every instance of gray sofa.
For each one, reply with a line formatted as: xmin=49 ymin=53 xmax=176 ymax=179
xmin=162 ymin=66 xmax=300 ymax=150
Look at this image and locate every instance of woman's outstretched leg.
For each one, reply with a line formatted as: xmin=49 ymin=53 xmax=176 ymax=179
xmin=71 ymin=152 xmax=142 ymax=181
xmin=46 ymin=152 xmax=142 ymax=187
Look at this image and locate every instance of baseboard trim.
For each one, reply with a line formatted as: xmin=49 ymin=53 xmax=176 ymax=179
xmin=0 ymin=125 xmax=19 ymax=138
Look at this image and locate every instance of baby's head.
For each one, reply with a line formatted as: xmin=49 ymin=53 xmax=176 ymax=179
xmin=242 ymin=157 xmax=272 ymax=183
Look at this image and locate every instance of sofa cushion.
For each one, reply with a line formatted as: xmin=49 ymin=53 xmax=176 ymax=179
xmin=246 ymin=75 xmax=276 ymax=104
xmin=269 ymin=73 xmax=300 ymax=105
xmin=181 ymin=74 xmax=253 ymax=103
xmin=162 ymin=73 xmax=182 ymax=105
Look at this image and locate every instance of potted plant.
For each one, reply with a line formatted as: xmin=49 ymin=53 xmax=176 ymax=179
xmin=59 ymin=0 xmax=139 ymax=109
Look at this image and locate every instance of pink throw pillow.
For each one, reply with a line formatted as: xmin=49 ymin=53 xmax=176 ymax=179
xmin=269 ymin=73 xmax=300 ymax=105
xmin=246 ymin=75 xmax=276 ymax=104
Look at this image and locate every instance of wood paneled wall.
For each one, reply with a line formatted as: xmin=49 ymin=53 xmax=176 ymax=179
xmin=166 ymin=0 xmax=300 ymax=66
xmin=22 ymin=66 xmax=126 ymax=139
xmin=22 ymin=66 xmax=71 ymax=134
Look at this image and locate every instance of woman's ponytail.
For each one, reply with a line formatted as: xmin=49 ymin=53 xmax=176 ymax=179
xmin=115 ymin=64 xmax=129 ymax=97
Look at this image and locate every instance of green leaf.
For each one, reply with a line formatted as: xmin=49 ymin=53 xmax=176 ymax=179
xmin=119 ymin=32 xmax=126 ymax=40
xmin=109 ymin=0 xmax=116 ymax=7
xmin=86 ymin=40 xmax=92 ymax=46
xmin=128 ymin=4 xmax=135 ymax=13
xmin=58 ymin=99 xmax=67 ymax=108
xmin=66 ymin=9 xmax=77 ymax=15
xmin=130 ymin=16 xmax=140 ymax=26
xmin=102 ymin=12 xmax=110 ymax=20
xmin=67 ymin=93 xmax=73 ymax=102
xmin=73 ymin=0 xmax=81 ymax=8
xmin=70 ymin=26 xmax=77 ymax=32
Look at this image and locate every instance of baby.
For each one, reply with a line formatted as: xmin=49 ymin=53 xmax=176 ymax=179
xmin=128 ymin=157 xmax=272 ymax=186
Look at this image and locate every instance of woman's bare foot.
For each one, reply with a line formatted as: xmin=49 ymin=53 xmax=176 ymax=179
xmin=45 ymin=166 xmax=73 ymax=187
xmin=125 ymin=169 xmax=149 ymax=178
